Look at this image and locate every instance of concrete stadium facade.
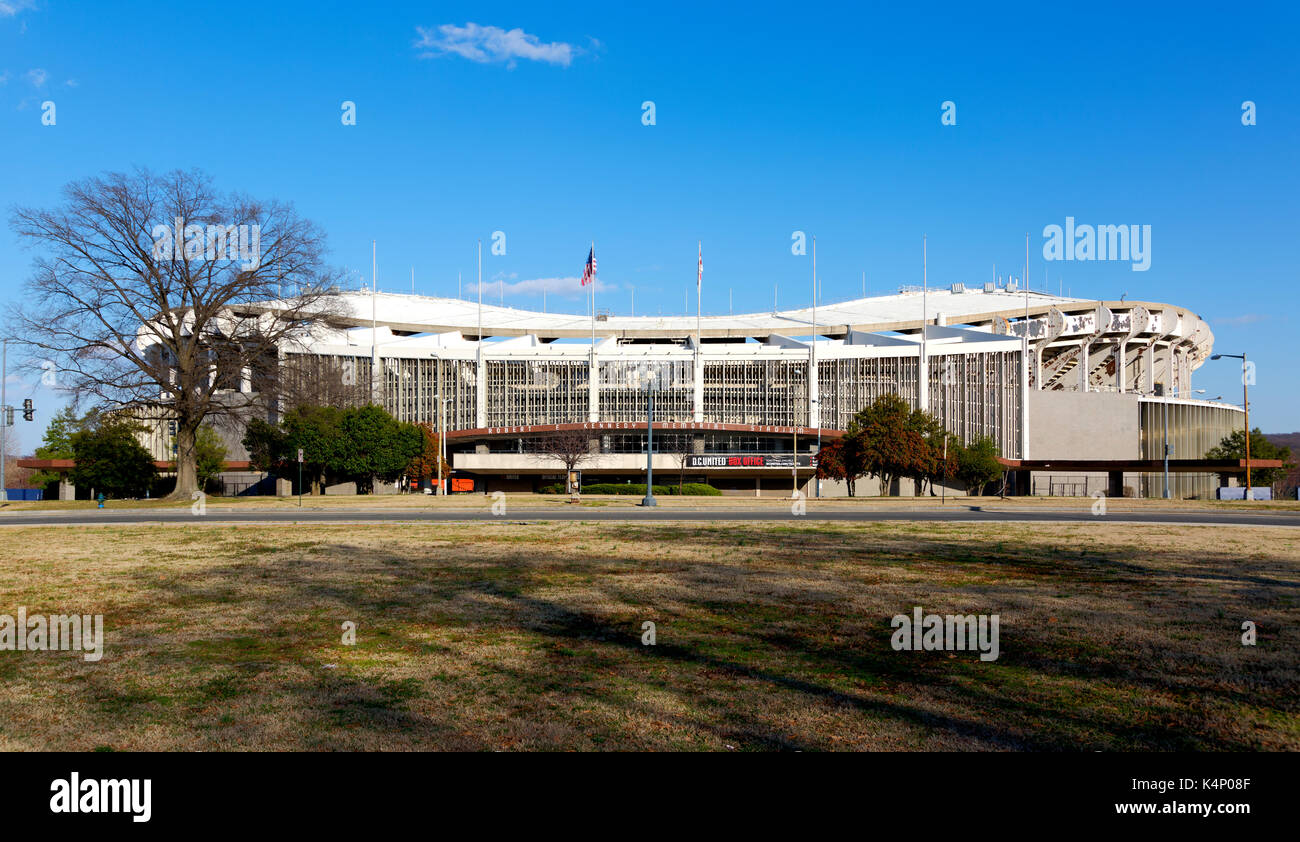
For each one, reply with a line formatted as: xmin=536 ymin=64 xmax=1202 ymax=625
xmin=145 ymin=283 xmax=1244 ymax=498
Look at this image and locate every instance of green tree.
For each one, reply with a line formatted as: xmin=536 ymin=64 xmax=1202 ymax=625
xmin=242 ymin=416 xmax=289 ymax=475
xmin=956 ymin=435 xmax=1003 ymax=496
xmin=1206 ymin=428 xmax=1293 ymax=487
xmin=194 ymin=425 xmax=228 ymax=490
xmin=338 ymin=405 xmax=422 ymax=493
xmin=69 ymin=420 xmax=156 ymax=498
xmin=281 ymin=405 xmax=344 ymax=494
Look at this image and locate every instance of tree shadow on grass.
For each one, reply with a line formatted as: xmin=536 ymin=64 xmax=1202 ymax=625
xmin=48 ymin=522 xmax=1300 ymax=751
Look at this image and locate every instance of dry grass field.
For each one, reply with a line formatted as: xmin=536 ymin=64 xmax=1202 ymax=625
xmin=0 ymin=521 xmax=1296 ymax=751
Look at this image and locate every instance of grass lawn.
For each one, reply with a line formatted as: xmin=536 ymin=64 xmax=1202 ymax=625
xmin=0 ymin=521 xmax=1295 ymax=751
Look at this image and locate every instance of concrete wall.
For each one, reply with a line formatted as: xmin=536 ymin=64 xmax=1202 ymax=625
xmin=1027 ymin=390 xmax=1140 ymax=461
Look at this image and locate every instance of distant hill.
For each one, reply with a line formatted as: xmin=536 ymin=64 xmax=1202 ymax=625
xmin=1265 ymin=432 xmax=1300 ymax=452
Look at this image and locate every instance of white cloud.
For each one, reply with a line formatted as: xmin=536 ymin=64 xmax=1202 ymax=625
xmin=469 ymin=275 xmax=614 ymax=299
xmin=414 ymin=23 xmax=574 ymax=67
xmin=24 ymin=67 xmax=46 ymax=87
xmin=0 ymin=1 xmax=36 ymax=18
xmin=0 ymin=71 xmax=9 ymax=85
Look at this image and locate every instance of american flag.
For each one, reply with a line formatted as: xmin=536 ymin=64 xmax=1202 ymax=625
xmin=581 ymin=247 xmax=596 ymax=287
xmin=697 ymin=241 xmax=702 ymax=289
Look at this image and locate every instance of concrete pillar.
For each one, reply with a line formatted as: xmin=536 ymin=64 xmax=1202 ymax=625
xmin=588 ymin=348 xmax=599 ymax=422
xmin=58 ymin=479 xmax=76 ymax=501
xmin=693 ymin=348 xmax=704 ymax=422
xmin=1078 ymin=340 xmax=1089 ymax=392
xmin=755 ymin=476 xmax=761 ymax=498
xmin=918 ymin=341 xmax=929 ymax=411
xmin=1115 ymin=342 xmax=1125 ymax=393
xmin=475 ymin=352 xmax=487 ymax=428
xmin=1019 ymin=347 xmax=1029 ymax=460
xmin=808 ymin=348 xmax=819 ymax=427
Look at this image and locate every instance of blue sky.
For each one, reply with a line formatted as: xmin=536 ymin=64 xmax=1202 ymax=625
xmin=0 ymin=1 xmax=1296 ymax=449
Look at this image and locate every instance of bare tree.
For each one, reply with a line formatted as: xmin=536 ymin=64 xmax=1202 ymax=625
xmin=8 ymin=168 xmax=343 ymax=499
xmin=529 ymin=431 xmax=596 ymax=491
xmin=663 ymin=433 xmax=695 ymax=493
xmin=276 ymin=352 xmax=372 ymax=411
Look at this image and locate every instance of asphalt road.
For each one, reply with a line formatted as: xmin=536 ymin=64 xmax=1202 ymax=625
xmin=2 ymin=506 xmax=1298 ymax=528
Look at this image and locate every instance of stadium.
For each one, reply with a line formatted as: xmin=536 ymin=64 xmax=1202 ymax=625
xmin=130 ymin=278 xmax=1253 ymax=500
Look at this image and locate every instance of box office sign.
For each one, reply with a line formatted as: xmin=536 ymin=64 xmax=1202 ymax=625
xmin=686 ymin=454 xmax=815 ymax=469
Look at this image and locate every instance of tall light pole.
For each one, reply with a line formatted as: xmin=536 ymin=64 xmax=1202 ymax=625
xmin=436 ymin=393 xmax=453 ymax=496
xmin=429 ymin=353 xmax=456 ymax=496
xmin=639 ymin=366 xmax=659 ymax=507
xmin=1211 ymin=352 xmax=1251 ymax=499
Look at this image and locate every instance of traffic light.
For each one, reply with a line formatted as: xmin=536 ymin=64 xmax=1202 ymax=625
xmin=21 ymin=399 xmax=33 ymax=422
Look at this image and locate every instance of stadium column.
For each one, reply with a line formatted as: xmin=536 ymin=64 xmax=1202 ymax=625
xmin=1115 ymin=342 xmax=1125 ymax=392
xmin=808 ymin=346 xmax=819 ymax=428
xmin=1144 ymin=345 xmax=1154 ymax=393
xmin=1079 ymin=339 xmax=1090 ymax=392
xmin=589 ymin=342 xmax=599 ymax=422
xmin=1019 ymin=344 xmax=1030 ymax=460
xmin=918 ymin=334 xmax=930 ymax=412
xmin=693 ymin=341 xmax=704 ymax=423
xmin=476 ymin=350 xmax=487 ymax=429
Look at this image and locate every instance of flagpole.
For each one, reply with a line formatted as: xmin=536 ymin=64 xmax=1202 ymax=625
xmin=371 ymin=239 xmax=377 ymax=401
xmin=812 ymin=234 xmax=817 ymax=346
xmin=477 ymin=238 xmax=482 ymax=350
xmin=696 ymin=240 xmax=702 ymax=352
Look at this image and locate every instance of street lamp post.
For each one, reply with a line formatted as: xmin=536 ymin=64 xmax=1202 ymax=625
xmin=435 ymin=394 xmax=453 ymax=496
xmin=639 ymin=366 xmax=659 ymax=507
xmin=1211 ymin=352 xmax=1251 ymax=499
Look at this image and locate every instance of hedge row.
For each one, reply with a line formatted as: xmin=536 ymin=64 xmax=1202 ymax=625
xmin=538 ymin=482 xmax=722 ymax=496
